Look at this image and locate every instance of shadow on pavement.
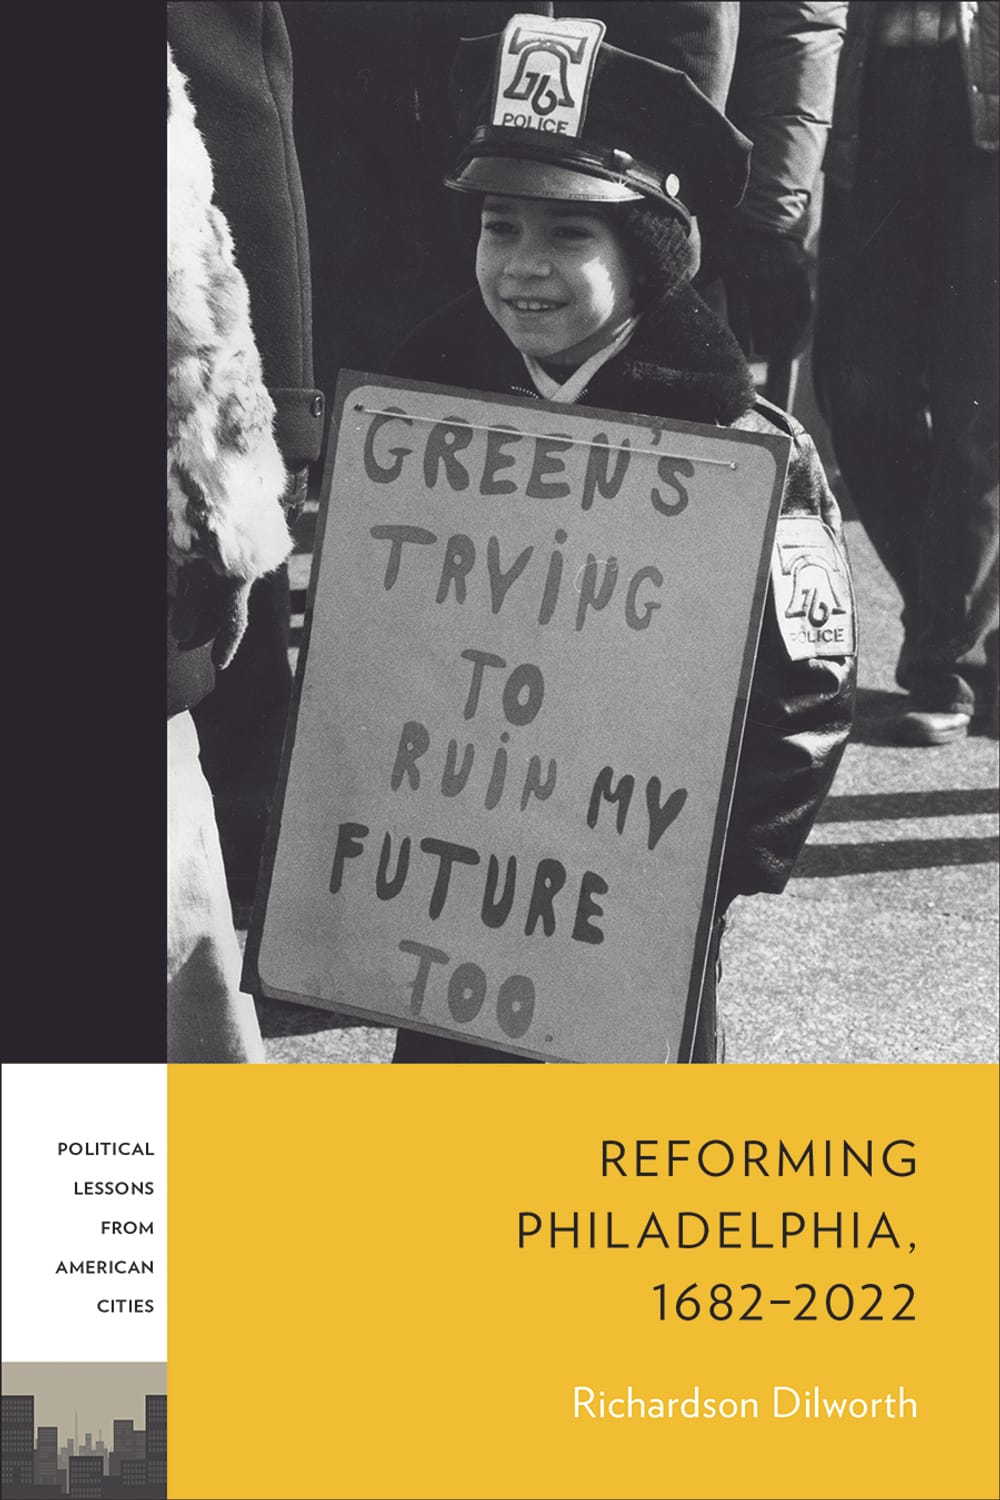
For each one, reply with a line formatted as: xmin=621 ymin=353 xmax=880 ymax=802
xmin=817 ymin=787 xmax=1000 ymax=821
xmin=796 ymin=835 xmax=999 ymax=878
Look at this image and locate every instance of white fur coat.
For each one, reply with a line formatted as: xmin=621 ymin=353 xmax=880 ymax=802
xmin=167 ymin=45 xmax=291 ymax=580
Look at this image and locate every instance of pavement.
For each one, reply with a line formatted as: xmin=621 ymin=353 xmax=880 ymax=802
xmin=721 ymin=515 xmax=998 ymax=1064
xmin=245 ymin=395 xmax=999 ymax=1066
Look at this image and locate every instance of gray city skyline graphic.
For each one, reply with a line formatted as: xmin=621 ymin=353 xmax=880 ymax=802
xmin=1 ymin=1368 xmax=164 ymax=1444
xmin=2 ymin=1366 xmax=165 ymax=1499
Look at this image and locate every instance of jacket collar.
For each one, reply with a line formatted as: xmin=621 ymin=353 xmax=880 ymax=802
xmin=404 ymin=281 xmax=756 ymax=426
xmin=583 ymin=282 xmax=757 ymax=425
xmin=521 ymin=313 xmax=640 ymax=403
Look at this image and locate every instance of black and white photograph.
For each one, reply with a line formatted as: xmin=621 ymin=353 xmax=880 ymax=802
xmin=166 ymin=1 xmax=999 ymax=1065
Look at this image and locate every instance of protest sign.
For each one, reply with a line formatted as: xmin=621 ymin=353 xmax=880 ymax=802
xmin=247 ymin=373 xmax=789 ymax=1061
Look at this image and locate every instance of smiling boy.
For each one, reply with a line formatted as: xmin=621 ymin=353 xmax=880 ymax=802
xmin=477 ymin=195 xmax=637 ymax=371
xmin=387 ymin=15 xmax=856 ymax=1063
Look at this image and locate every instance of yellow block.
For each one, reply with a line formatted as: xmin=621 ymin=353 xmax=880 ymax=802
xmin=168 ymin=1064 xmax=998 ymax=1500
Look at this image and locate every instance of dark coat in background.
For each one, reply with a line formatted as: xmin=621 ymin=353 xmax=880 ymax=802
xmin=558 ymin=1 xmax=847 ymax=241
xmin=168 ymin=1 xmax=323 ymax=470
xmin=824 ymin=0 xmax=999 ymax=192
xmin=167 ymin=42 xmax=284 ymax=1062
xmin=166 ymin=42 xmax=290 ymax=612
xmin=168 ymin=1 xmax=325 ymax=897
xmin=388 ymin=285 xmax=857 ymax=911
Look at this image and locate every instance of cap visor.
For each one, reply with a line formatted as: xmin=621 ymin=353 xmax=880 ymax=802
xmin=444 ymin=155 xmax=643 ymax=203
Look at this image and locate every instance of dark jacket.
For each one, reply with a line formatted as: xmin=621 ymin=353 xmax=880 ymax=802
xmin=563 ymin=2 xmax=847 ymax=240
xmin=388 ymin=285 xmax=856 ymax=907
xmin=722 ymin=0 xmax=848 ymax=238
xmin=824 ymin=0 xmax=1000 ymax=193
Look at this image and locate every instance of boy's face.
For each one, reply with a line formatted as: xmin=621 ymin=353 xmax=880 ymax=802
xmin=476 ymin=196 xmax=635 ymax=366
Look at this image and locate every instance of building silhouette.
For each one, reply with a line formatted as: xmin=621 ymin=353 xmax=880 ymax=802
xmin=32 ymin=1430 xmax=59 ymax=1493
xmin=2 ymin=1397 xmax=36 ymax=1491
xmin=141 ymin=1400 xmax=164 ymax=1493
xmin=67 ymin=1456 xmax=102 ymax=1499
xmin=107 ymin=1424 xmax=143 ymax=1482
xmin=0 ymin=1393 xmax=165 ymax=1500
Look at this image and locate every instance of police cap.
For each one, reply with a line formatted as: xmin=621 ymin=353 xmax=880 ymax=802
xmin=444 ymin=14 xmax=751 ymax=227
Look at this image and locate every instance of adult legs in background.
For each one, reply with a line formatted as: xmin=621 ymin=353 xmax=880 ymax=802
xmin=168 ymin=712 xmax=265 ymax=1062
xmin=916 ymin=64 xmax=1000 ymax=718
xmin=814 ymin=44 xmax=999 ymax=729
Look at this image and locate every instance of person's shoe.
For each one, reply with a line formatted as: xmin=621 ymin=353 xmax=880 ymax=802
xmin=892 ymin=708 xmax=972 ymax=745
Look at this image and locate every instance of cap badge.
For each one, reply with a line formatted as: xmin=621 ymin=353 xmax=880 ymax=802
xmin=492 ymin=14 xmax=606 ymax=137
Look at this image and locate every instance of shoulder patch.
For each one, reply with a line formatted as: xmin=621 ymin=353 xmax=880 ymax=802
xmin=771 ymin=517 xmax=857 ymax=660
